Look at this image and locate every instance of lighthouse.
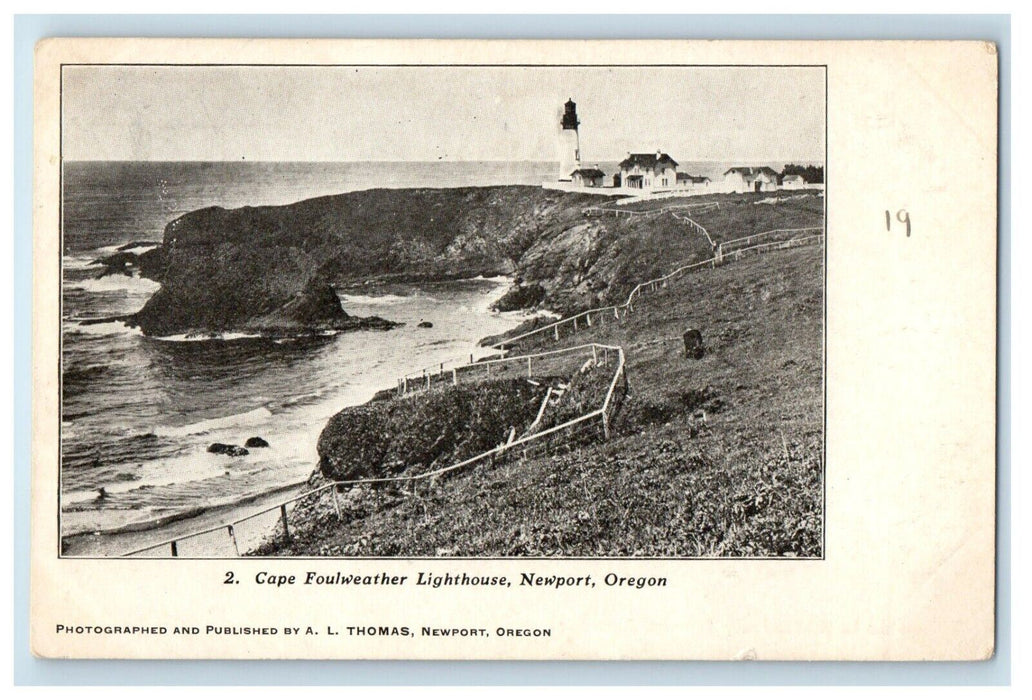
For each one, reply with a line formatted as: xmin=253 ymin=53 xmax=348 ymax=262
xmin=557 ymin=99 xmax=581 ymax=182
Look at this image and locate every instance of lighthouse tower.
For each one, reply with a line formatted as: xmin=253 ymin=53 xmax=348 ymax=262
xmin=557 ymin=98 xmax=581 ymax=181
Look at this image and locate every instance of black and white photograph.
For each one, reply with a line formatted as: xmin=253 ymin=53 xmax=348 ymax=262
xmin=58 ymin=63 xmax=826 ymax=559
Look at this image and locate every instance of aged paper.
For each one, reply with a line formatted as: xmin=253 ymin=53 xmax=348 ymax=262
xmin=31 ymin=38 xmax=996 ymax=660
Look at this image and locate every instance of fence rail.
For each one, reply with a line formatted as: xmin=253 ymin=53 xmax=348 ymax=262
xmin=718 ymin=227 xmax=823 ymax=255
xmin=122 ymin=343 xmax=626 ymax=558
xmin=583 ymin=201 xmax=719 ymax=219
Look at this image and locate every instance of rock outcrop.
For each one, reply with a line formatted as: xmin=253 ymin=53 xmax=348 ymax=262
xmin=317 ymin=379 xmax=551 ymax=482
xmin=208 ymin=443 xmax=249 ymax=457
xmin=127 ymin=186 xmax=612 ymax=337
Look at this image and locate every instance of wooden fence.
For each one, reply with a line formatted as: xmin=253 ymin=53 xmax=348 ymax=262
xmin=583 ymin=201 xmax=720 ymax=219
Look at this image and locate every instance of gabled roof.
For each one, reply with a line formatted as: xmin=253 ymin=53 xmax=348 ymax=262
xmin=724 ymin=166 xmax=779 ymax=178
xmin=571 ymin=168 xmax=605 ymax=179
xmin=619 ymin=153 xmax=679 ymax=170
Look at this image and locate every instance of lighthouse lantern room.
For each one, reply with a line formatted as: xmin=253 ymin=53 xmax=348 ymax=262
xmin=557 ymin=99 xmax=581 ymax=181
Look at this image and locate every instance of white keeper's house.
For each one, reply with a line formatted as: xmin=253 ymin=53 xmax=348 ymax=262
xmin=618 ymin=151 xmax=680 ymax=191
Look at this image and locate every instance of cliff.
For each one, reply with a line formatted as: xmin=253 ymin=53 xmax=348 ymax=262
xmin=114 ymin=186 xmax=609 ymax=336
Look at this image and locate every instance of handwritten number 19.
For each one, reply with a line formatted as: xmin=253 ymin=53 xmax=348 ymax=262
xmin=886 ymin=209 xmax=911 ymax=237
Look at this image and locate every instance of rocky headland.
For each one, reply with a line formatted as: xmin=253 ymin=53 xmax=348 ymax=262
xmin=90 ymin=185 xmax=741 ymax=338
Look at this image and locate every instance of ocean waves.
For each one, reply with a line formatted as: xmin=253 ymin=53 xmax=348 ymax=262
xmin=65 ymin=272 xmax=161 ymax=296
xmin=153 ymin=406 xmax=275 ymax=438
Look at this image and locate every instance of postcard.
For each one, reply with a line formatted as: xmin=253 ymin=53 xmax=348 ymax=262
xmin=30 ymin=38 xmax=997 ymax=659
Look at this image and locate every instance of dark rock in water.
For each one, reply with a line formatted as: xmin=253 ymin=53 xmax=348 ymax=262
xmin=92 ymin=251 xmax=138 ymax=274
xmin=417 ymin=321 xmax=433 ymax=328
xmin=207 ymin=443 xmax=249 ymax=457
xmin=492 ymin=282 xmax=547 ymax=312
xmin=117 ymin=240 xmax=161 ymax=252
xmin=94 ymin=246 xmax=166 ymax=281
xmin=133 ymin=274 xmax=400 ymax=338
xmin=247 ymin=278 xmax=402 ymax=336
xmin=683 ymin=328 xmax=704 ymax=360
xmin=244 ymin=436 xmax=269 ymax=448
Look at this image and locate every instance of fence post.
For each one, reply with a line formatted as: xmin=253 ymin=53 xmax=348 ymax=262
xmin=280 ymin=504 xmax=291 ymax=540
xmin=527 ymin=357 xmax=532 ymax=377
xmin=592 ymin=346 xmax=598 ymax=365
xmin=602 ymin=412 xmax=611 ymax=441
xmin=331 ymin=486 xmax=343 ymax=521
xmin=452 ymin=368 xmax=458 ymax=386
xmin=586 ymin=313 xmax=592 ymax=327
xmin=403 ymin=377 xmax=408 ymax=395
xmin=228 ymin=524 xmax=240 ymax=557
xmin=573 ymin=317 xmax=578 ymax=332
xmin=170 ymin=540 xmax=178 ymax=557
xmin=426 ymin=374 xmax=431 ymax=391
xmin=555 ymin=325 xmax=560 ymax=342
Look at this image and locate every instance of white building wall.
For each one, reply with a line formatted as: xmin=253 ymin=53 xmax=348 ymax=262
xmin=557 ymin=128 xmax=580 ymax=181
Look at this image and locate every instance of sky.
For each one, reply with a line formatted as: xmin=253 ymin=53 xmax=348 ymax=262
xmin=62 ymin=65 xmax=825 ymax=163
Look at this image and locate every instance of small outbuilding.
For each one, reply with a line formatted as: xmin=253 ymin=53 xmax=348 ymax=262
xmin=724 ymin=166 xmax=779 ymax=193
xmin=570 ymin=167 xmax=606 ymax=188
xmin=677 ymin=173 xmax=711 ymax=190
xmin=781 ymin=174 xmax=807 ymax=189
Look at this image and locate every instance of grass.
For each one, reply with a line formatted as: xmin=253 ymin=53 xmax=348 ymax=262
xmin=250 ymin=237 xmax=824 ymax=558
xmin=516 ymin=191 xmax=824 ymax=316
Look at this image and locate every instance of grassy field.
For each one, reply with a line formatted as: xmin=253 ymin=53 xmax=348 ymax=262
xmin=252 ymin=238 xmax=824 ymax=558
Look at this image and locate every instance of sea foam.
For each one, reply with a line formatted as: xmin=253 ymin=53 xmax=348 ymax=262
xmin=67 ymin=274 xmax=161 ymax=296
xmin=153 ymin=407 xmax=274 ymax=438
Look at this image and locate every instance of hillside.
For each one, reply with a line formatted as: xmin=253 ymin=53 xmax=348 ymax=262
xmin=252 ymin=241 xmax=824 ymax=558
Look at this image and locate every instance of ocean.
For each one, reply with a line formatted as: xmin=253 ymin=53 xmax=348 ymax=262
xmin=60 ymin=160 xmax=557 ymax=542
